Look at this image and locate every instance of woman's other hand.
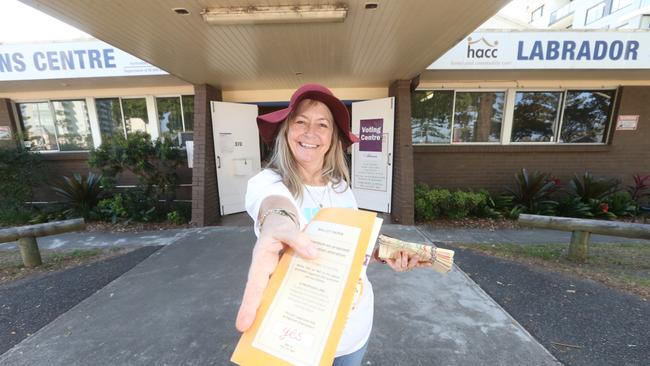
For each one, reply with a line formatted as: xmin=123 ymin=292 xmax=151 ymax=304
xmin=384 ymin=251 xmax=433 ymax=272
xmin=235 ymin=214 xmax=318 ymax=332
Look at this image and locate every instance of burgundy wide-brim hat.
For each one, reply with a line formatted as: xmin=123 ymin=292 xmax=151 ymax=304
xmin=257 ymin=83 xmax=359 ymax=148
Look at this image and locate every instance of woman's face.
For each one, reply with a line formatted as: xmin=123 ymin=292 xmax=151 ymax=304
xmin=287 ymin=99 xmax=334 ymax=170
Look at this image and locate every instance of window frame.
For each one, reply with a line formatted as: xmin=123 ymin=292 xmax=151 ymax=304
xmin=611 ymin=0 xmax=633 ymax=12
xmin=585 ymin=2 xmax=606 ymax=25
xmin=557 ymin=88 xmax=617 ymax=145
xmin=508 ymin=89 xmax=564 ymax=145
xmin=411 ymin=87 xmax=617 ymax=147
xmin=16 ymin=99 xmax=94 ymax=153
xmin=531 ymin=5 xmax=544 ymax=23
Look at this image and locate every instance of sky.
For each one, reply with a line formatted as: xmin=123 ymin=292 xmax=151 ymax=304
xmin=0 ymin=0 xmax=91 ymax=43
xmin=0 ymin=0 xmax=530 ymax=44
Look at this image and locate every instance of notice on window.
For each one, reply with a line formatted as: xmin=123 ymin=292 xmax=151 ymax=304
xmin=231 ymin=208 xmax=379 ymax=366
xmin=354 ymin=119 xmax=388 ymax=192
xmin=616 ymin=115 xmax=639 ymax=131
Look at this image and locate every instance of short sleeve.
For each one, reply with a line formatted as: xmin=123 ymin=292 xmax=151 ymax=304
xmin=245 ymin=169 xmax=299 ymax=237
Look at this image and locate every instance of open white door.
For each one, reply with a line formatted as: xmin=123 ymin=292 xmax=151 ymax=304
xmin=211 ymin=102 xmax=260 ymax=215
xmin=351 ymin=97 xmax=395 ymax=213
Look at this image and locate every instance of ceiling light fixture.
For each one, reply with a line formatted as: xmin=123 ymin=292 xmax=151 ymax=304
xmin=201 ymin=5 xmax=348 ymax=25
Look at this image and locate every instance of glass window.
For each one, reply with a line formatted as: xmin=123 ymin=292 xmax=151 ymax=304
xmin=182 ymin=95 xmax=194 ymax=131
xmin=612 ymin=0 xmax=633 ymax=11
xmin=560 ymin=90 xmax=615 ymax=143
xmin=511 ymin=91 xmax=562 ymax=142
xmin=453 ymin=91 xmax=504 ymax=143
xmin=156 ymin=97 xmax=183 ymax=136
xmin=121 ymin=98 xmax=148 ymax=134
xmin=585 ymin=3 xmax=606 ymax=24
xmin=51 ymin=100 xmax=93 ymax=151
xmin=18 ymin=102 xmax=57 ymax=151
xmin=95 ymin=98 xmax=124 ymax=141
xmin=411 ymin=91 xmax=453 ymax=144
xmin=18 ymin=100 xmax=93 ymax=151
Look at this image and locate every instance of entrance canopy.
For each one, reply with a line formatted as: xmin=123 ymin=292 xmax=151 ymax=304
xmin=19 ymin=0 xmax=508 ymax=91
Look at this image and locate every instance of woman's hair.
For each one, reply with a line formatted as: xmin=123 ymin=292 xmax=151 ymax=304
xmin=266 ymin=99 xmax=351 ymax=203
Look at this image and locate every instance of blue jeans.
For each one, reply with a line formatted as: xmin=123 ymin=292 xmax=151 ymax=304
xmin=332 ymin=342 xmax=368 ymax=366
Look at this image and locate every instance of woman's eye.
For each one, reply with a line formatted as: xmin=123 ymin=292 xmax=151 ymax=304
xmin=320 ymin=123 xmax=329 ymax=128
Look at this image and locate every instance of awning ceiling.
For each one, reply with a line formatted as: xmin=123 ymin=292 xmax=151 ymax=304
xmin=19 ymin=0 xmax=509 ymax=91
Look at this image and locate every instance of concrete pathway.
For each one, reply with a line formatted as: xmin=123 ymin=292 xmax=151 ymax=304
xmin=0 ymin=225 xmax=559 ymax=366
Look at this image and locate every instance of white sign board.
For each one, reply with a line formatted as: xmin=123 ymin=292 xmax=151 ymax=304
xmin=616 ymin=115 xmax=639 ymax=131
xmin=0 ymin=40 xmax=167 ymax=81
xmin=428 ymin=31 xmax=650 ymax=70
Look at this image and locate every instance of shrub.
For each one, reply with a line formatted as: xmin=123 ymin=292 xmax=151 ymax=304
xmin=605 ymin=192 xmax=636 ymax=218
xmin=504 ymin=168 xmax=558 ymax=215
xmin=569 ymin=172 xmax=619 ymax=203
xmin=52 ymin=173 xmax=103 ymax=219
xmin=97 ymin=188 xmax=160 ymax=223
xmin=628 ymin=174 xmax=650 ymax=212
xmin=89 ymin=132 xmax=185 ymax=206
xmin=414 ymin=184 xmax=493 ymax=220
xmin=555 ymin=196 xmax=593 ymax=218
xmin=0 ymin=146 xmax=45 ymax=224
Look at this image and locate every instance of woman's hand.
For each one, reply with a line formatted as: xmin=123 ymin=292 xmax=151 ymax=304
xmin=384 ymin=251 xmax=433 ymax=272
xmin=235 ymin=214 xmax=318 ymax=332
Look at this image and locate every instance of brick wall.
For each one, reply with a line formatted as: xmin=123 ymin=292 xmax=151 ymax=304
xmin=389 ymin=80 xmax=415 ymax=225
xmin=413 ymin=86 xmax=650 ymax=194
xmin=191 ymin=84 xmax=222 ymax=226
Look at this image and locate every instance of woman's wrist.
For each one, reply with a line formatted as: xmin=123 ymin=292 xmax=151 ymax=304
xmin=258 ymin=208 xmax=299 ymax=233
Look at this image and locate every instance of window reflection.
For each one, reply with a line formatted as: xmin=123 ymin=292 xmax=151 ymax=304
xmin=96 ymin=98 xmax=123 ymax=141
xmin=511 ymin=92 xmax=562 ymax=142
xmin=560 ymin=90 xmax=614 ymax=143
xmin=122 ymin=98 xmax=148 ymax=134
xmin=51 ymin=100 xmax=93 ymax=151
xmin=453 ymin=91 xmax=504 ymax=143
xmin=18 ymin=102 xmax=57 ymax=151
xmin=411 ymin=91 xmax=453 ymax=144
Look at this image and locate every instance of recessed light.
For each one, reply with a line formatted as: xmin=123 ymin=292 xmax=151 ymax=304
xmin=173 ymin=8 xmax=190 ymax=15
xmin=364 ymin=2 xmax=378 ymax=10
xmin=295 ymin=72 xmax=303 ymax=76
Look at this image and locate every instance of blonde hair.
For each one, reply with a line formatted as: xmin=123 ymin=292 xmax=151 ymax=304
xmin=267 ymin=99 xmax=351 ymax=203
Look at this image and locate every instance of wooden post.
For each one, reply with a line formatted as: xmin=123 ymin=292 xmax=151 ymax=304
xmin=568 ymin=231 xmax=590 ymax=262
xmin=18 ymin=236 xmax=42 ymax=268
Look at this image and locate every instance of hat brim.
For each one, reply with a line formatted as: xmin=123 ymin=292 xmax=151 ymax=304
xmin=257 ymin=90 xmax=359 ymax=148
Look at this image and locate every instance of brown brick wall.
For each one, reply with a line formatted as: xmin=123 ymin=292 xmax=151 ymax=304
xmin=191 ymin=84 xmax=222 ymax=226
xmin=389 ymin=80 xmax=415 ymax=225
xmin=31 ymin=153 xmax=193 ymax=202
xmin=413 ymin=86 xmax=650 ymax=194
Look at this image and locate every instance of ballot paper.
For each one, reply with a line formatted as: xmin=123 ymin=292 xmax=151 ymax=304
xmin=231 ymin=208 xmax=380 ymax=366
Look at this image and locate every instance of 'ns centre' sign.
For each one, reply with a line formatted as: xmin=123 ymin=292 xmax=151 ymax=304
xmin=0 ymin=40 xmax=167 ymax=81
xmin=428 ymin=31 xmax=650 ymax=70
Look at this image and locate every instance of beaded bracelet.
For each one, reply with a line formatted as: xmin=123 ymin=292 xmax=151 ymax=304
xmin=257 ymin=208 xmax=299 ymax=232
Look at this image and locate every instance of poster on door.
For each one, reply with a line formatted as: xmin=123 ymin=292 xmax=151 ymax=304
xmin=354 ymin=119 xmax=388 ymax=192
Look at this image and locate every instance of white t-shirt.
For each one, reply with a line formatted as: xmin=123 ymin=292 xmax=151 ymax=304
xmin=245 ymin=169 xmax=373 ymax=357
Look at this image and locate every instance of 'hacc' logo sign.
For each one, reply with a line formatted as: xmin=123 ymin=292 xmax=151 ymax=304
xmin=466 ymin=37 xmax=499 ymax=59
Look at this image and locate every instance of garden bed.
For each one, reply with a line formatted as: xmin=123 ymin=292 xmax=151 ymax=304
xmin=0 ymin=247 xmax=136 ymax=285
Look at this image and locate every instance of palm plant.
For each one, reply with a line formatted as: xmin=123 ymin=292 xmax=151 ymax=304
xmin=504 ymin=168 xmax=558 ymax=215
xmin=569 ymin=172 xmax=619 ymax=203
xmin=52 ymin=173 xmax=103 ymax=219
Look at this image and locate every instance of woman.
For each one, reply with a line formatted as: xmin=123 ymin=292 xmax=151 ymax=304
xmin=236 ymin=84 xmax=425 ymax=366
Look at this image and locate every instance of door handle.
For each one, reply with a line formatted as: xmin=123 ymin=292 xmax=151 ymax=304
xmin=387 ymin=152 xmax=392 ymax=166
xmin=217 ymin=156 xmax=221 ymax=169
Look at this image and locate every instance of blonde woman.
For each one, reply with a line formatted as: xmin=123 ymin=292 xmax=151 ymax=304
xmin=236 ymin=84 xmax=422 ymax=366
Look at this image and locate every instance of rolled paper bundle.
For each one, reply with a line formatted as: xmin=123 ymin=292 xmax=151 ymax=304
xmin=377 ymin=234 xmax=454 ymax=274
